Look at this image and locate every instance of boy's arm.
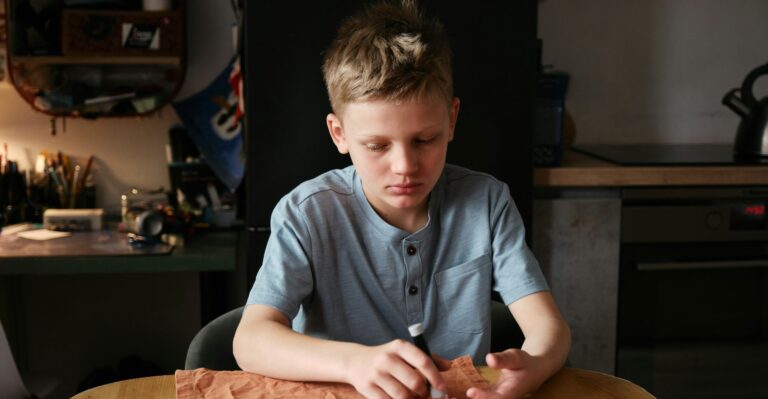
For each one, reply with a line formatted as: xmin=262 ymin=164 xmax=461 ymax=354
xmin=233 ymin=304 xmax=447 ymax=399
xmin=467 ymin=291 xmax=571 ymax=399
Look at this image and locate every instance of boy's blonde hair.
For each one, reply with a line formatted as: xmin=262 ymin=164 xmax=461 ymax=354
xmin=322 ymin=0 xmax=453 ymax=113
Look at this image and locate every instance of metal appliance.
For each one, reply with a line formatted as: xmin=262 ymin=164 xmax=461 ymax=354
xmin=723 ymin=62 xmax=768 ymax=160
xmin=617 ymin=187 xmax=768 ymax=399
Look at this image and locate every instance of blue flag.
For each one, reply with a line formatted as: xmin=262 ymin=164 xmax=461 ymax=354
xmin=172 ymin=59 xmax=244 ymax=191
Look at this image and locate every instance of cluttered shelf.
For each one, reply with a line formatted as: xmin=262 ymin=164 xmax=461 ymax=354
xmin=5 ymin=1 xmax=185 ymax=117
xmin=11 ymin=56 xmax=182 ymax=65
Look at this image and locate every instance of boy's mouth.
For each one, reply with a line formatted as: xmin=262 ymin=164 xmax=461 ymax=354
xmin=388 ymin=183 xmax=421 ymax=194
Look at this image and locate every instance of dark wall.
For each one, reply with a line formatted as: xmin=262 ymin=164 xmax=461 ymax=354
xmin=243 ymin=1 xmax=538 ymax=282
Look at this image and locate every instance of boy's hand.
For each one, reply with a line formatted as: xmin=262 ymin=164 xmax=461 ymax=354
xmin=346 ymin=339 xmax=447 ymax=399
xmin=466 ymin=349 xmax=543 ymax=399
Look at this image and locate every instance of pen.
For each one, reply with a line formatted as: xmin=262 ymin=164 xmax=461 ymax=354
xmin=70 ymin=164 xmax=81 ymax=208
xmin=48 ymin=166 xmax=62 ymax=187
xmin=2 ymin=143 xmax=7 ymax=173
xmin=48 ymin=166 xmax=67 ymax=206
xmin=57 ymin=165 xmax=69 ymax=195
xmin=81 ymin=155 xmax=94 ymax=188
xmin=408 ymin=323 xmax=447 ymax=399
xmin=58 ymin=151 xmax=65 ymax=177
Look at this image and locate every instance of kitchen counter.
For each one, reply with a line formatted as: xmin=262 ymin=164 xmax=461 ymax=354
xmin=535 ymin=150 xmax=768 ymax=187
xmin=533 ymin=148 xmax=768 ymax=375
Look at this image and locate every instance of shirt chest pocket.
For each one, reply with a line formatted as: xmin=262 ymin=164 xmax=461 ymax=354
xmin=434 ymin=254 xmax=492 ymax=333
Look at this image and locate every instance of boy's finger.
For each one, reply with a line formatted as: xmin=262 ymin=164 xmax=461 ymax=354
xmin=377 ymin=373 xmax=415 ymax=399
xmin=387 ymin=360 xmax=429 ymax=397
xmin=402 ymin=345 xmax=446 ymax=391
xmin=466 ymin=386 xmax=503 ymax=399
xmin=486 ymin=349 xmax=526 ymax=370
xmin=431 ymin=353 xmax=453 ymax=371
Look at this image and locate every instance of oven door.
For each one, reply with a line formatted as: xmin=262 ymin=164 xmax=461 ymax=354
xmin=617 ymin=241 xmax=768 ymax=399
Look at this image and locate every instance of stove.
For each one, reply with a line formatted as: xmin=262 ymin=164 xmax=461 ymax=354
xmin=616 ymin=186 xmax=768 ymax=398
xmin=572 ymin=143 xmax=768 ymax=166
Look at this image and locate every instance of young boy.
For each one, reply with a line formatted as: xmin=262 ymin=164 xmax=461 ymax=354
xmin=233 ymin=1 xmax=571 ymax=398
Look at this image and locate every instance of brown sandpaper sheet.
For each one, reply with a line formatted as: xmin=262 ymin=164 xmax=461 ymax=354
xmin=176 ymin=355 xmax=489 ymax=399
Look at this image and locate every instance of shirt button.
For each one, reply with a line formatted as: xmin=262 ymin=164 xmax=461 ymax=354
xmin=408 ymin=285 xmax=418 ymax=295
xmin=407 ymin=245 xmax=417 ymax=256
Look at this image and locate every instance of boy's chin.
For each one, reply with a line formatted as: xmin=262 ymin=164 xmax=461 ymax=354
xmin=384 ymin=196 xmax=428 ymax=211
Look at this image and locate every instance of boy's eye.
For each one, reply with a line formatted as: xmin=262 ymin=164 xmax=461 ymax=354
xmin=366 ymin=143 xmax=387 ymax=152
xmin=415 ymin=136 xmax=437 ymax=145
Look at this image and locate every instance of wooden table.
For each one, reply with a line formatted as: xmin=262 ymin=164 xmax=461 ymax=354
xmin=72 ymin=367 xmax=654 ymax=398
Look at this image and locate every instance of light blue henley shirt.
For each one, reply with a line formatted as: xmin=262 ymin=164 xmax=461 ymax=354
xmin=246 ymin=164 xmax=548 ymax=364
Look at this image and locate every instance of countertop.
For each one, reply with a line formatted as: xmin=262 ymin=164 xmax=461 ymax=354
xmin=0 ymin=230 xmax=238 ymax=275
xmin=534 ymin=150 xmax=768 ymax=187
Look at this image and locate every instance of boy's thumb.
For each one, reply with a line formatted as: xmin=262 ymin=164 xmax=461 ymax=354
xmin=486 ymin=349 xmax=526 ymax=370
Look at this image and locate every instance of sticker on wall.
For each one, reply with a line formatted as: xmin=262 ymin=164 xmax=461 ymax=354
xmin=122 ymin=23 xmax=160 ymax=50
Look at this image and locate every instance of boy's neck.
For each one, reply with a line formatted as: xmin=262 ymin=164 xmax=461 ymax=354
xmin=387 ymin=208 xmax=429 ymax=233
xmin=364 ymin=192 xmax=430 ymax=233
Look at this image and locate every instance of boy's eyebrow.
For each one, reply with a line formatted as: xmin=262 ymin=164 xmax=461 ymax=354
xmin=357 ymin=132 xmax=442 ymax=141
xmin=357 ymin=134 xmax=386 ymax=140
xmin=356 ymin=124 xmax=446 ymax=139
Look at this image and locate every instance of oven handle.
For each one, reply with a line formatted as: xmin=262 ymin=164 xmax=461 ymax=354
xmin=637 ymin=259 xmax=768 ymax=271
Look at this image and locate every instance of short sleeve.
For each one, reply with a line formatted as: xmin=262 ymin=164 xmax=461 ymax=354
xmin=246 ymin=196 xmax=315 ymax=320
xmin=490 ymin=184 xmax=549 ymax=305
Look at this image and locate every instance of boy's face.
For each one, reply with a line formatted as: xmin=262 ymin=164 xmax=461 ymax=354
xmin=327 ymin=95 xmax=460 ymax=226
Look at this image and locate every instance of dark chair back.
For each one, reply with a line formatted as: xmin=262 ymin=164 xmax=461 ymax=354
xmin=185 ymin=306 xmax=244 ymax=370
xmin=490 ymin=300 xmax=525 ymax=353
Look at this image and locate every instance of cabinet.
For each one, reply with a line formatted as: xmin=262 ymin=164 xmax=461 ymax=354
xmin=532 ymin=150 xmax=768 ymax=377
xmin=4 ymin=0 xmax=185 ymax=118
xmin=532 ymin=195 xmax=622 ymax=374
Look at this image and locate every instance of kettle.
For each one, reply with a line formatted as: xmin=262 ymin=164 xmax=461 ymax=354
xmin=722 ymin=62 xmax=768 ymax=159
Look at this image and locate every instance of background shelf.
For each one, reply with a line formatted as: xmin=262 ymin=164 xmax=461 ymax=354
xmin=12 ymin=55 xmax=182 ymax=65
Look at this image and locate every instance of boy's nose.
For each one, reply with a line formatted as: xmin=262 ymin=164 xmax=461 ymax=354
xmin=391 ymin=146 xmax=418 ymax=175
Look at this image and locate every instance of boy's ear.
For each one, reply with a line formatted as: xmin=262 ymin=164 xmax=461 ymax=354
xmin=448 ymin=97 xmax=461 ymax=142
xmin=326 ymin=113 xmax=349 ymax=154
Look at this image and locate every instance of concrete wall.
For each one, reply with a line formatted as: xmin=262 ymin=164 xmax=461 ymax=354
xmin=533 ymin=198 xmax=622 ymax=374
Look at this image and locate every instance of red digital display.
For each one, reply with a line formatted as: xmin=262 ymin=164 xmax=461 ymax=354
xmin=730 ymin=202 xmax=767 ymax=231
xmin=744 ymin=204 xmax=766 ymax=216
